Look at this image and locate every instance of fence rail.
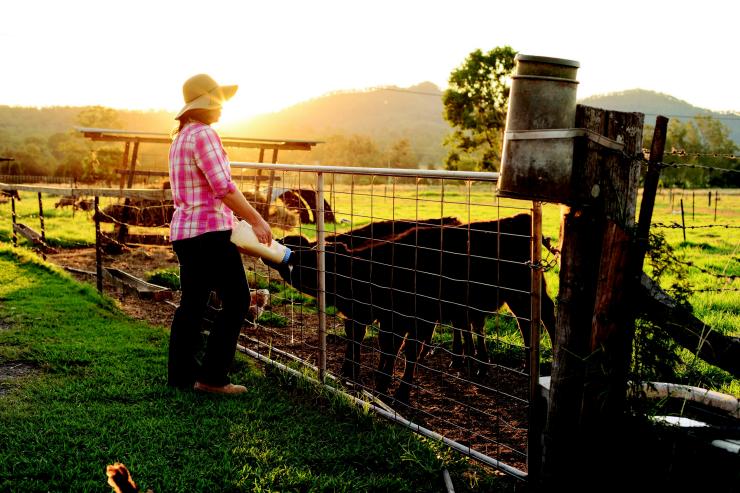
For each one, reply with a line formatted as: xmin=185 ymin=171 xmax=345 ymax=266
xmin=0 ymin=174 xmax=73 ymax=184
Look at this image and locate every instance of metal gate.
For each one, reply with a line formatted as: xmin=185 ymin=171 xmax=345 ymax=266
xmin=231 ymin=162 xmax=548 ymax=480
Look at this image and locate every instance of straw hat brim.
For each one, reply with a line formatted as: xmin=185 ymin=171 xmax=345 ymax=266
xmin=175 ymin=84 xmax=238 ymax=120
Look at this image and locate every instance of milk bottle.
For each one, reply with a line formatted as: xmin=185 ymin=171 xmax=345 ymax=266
xmin=230 ymin=220 xmax=291 ymax=264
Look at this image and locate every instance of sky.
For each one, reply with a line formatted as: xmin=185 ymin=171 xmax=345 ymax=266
xmin=2 ymin=0 xmax=739 ymax=124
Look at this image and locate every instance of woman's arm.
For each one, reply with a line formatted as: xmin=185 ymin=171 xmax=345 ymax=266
xmin=222 ymin=189 xmax=273 ymax=244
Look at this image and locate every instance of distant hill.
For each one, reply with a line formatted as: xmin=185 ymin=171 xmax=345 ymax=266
xmin=579 ymin=89 xmax=740 ymax=144
xmin=223 ymin=82 xmax=449 ymax=167
xmin=0 ymin=105 xmax=174 ymax=139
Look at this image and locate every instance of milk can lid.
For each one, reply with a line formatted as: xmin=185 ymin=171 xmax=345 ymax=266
xmin=515 ymin=54 xmax=580 ymax=68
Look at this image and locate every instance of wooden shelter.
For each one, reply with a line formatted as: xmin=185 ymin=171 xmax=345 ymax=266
xmin=77 ymin=127 xmax=322 ymax=238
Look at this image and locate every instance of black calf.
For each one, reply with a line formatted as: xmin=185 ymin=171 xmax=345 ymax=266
xmin=270 ymin=214 xmax=556 ymax=403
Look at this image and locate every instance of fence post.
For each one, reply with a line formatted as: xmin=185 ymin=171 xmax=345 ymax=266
xmin=316 ymin=171 xmax=327 ymax=382
xmin=542 ymin=106 xmax=645 ymax=487
xmin=527 ymin=201 xmax=543 ymax=480
xmin=118 ymin=142 xmax=131 ymax=190
xmin=714 ymin=190 xmax=719 ymax=221
xmin=680 ymin=199 xmax=686 ymax=241
xmin=253 ymin=148 xmax=265 ymax=212
xmin=94 ymin=196 xmax=103 ymax=293
xmin=263 ymin=149 xmax=279 ymax=218
xmin=37 ymin=192 xmax=46 ymax=244
xmin=11 ymin=193 xmax=17 ymax=247
xmin=116 ymin=141 xmax=139 ymax=245
xmin=36 ymin=192 xmax=47 ymax=260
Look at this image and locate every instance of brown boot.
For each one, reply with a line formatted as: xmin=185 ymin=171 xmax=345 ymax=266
xmin=193 ymin=381 xmax=247 ymax=395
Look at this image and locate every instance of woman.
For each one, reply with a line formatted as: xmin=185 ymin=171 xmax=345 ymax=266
xmin=168 ymin=74 xmax=272 ymax=394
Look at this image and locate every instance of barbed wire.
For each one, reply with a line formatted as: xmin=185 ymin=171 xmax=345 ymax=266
xmin=662 ymin=256 xmax=739 ymax=281
xmin=658 ymin=162 xmax=740 ymax=173
xmin=651 ymin=222 xmax=740 ymax=230
xmin=688 ymin=287 xmax=740 ymax=293
xmin=93 ymin=202 xmax=171 ymax=229
xmin=642 ymin=112 xmax=740 ymax=122
xmin=664 ymin=149 xmax=737 ymax=159
xmin=98 ymin=231 xmax=130 ymax=252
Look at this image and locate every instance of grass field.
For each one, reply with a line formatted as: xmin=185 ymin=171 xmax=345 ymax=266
xmin=0 ymin=246 xmax=515 ymax=492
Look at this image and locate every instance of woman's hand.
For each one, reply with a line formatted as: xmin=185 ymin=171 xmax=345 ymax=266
xmin=250 ymin=215 xmax=273 ymax=245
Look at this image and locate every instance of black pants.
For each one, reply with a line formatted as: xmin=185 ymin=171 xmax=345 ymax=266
xmin=169 ymin=230 xmax=249 ymax=388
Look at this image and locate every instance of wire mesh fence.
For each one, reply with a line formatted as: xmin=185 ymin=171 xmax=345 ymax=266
xmin=229 ymin=163 xmax=551 ymax=477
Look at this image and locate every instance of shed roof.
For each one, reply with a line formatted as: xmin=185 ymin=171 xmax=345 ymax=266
xmin=77 ymin=127 xmax=322 ymax=151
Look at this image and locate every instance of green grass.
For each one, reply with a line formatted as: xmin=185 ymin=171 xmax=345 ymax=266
xmin=146 ymin=267 xmax=180 ymax=290
xmin=0 ymin=245 xmax=517 ymax=492
xmin=0 ymin=194 xmax=97 ymax=247
xmin=638 ymin=189 xmax=740 ymax=396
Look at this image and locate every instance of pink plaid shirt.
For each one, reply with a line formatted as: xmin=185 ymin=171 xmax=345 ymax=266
xmin=168 ymin=122 xmax=238 ymax=241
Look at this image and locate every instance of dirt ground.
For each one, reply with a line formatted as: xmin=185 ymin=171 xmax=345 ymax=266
xmin=45 ymin=244 xmax=532 ymax=473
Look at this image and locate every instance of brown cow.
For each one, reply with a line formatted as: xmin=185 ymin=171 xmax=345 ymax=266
xmin=55 ymin=196 xmax=78 ymax=210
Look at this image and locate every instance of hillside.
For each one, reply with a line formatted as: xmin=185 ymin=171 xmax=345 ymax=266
xmin=0 ymin=106 xmax=174 ymax=140
xmin=580 ymin=89 xmax=740 ymax=144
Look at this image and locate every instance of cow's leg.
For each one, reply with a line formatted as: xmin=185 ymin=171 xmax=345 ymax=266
xmin=394 ymin=334 xmax=417 ymax=404
xmin=416 ymin=324 xmax=435 ymax=362
xmin=374 ymin=325 xmax=403 ymax=398
xmin=450 ymin=325 xmax=464 ymax=369
xmin=505 ymin=296 xmax=535 ymax=372
xmin=394 ymin=320 xmax=433 ymax=404
xmin=462 ymin=321 xmax=476 ymax=375
xmin=473 ymin=320 xmax=490 ymax=376
xmin=342 ymin=319 xmax=366 ymax=380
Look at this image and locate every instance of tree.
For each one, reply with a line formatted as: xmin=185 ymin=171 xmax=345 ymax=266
xmin=643 ymin=116 xmax=739 ymax=188
xmin=387 ymin=138 xmax=417 ymax=169
xmin=442 ymin=46 xmax=517 ymax=171
xmin=75 ymin=107 xmax=124 ymax=183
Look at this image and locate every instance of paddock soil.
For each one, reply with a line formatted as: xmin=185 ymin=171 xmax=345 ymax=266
xmin=46 ymin=244 xmax=532 ymax=473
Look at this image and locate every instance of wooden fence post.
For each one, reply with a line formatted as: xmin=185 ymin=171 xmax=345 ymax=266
xmin=37 ymin=192 xmax=47 ymax=260
xmin=542 ymin=105 xmax=644 ymax=486
xmin=11 ymin=193 xmax=17 ymax=247
xmin=116 ymin=141 xmax=140 ymax=245
xmin=714 ymin=190 xmax=719 ymax=221
xmin=94 ymin=196 xmax=103 ymax=293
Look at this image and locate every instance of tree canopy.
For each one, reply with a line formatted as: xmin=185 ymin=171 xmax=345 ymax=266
xmin=442 ymin=46 xmax=517 ymax=171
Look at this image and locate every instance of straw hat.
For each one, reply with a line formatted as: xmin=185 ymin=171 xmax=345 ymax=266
xmin=175 ymin=74 xmax=238 ymax=120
